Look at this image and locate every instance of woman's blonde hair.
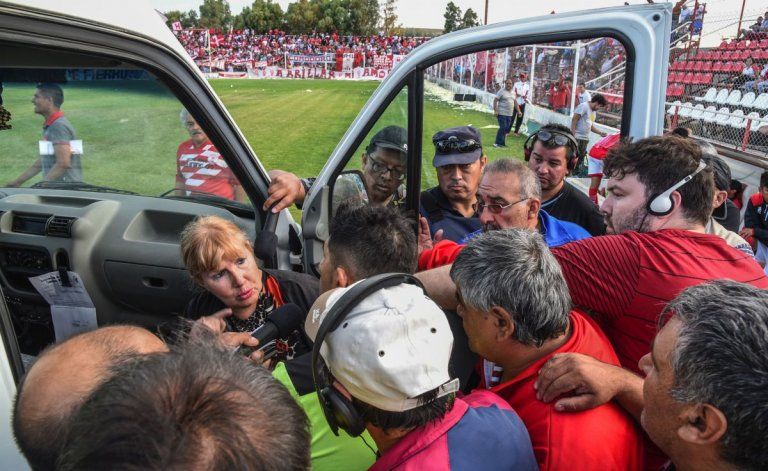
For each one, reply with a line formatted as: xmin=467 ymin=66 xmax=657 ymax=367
xmin=180 ymin=215 xmax=252 ymax=283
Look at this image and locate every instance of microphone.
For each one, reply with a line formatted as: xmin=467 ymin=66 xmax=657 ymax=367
xmin=252 ymin=303 xmax=304 ymax=345
xmin=238 ymin=303 xmax=305 ymax=357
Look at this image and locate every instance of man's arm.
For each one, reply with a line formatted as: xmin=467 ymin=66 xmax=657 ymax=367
xmin=591 ymin=124 xmax=606 ymax=137
xmin=42 ymin=143 xmax=72 ymax=181
xmin=493 ymin=97 xmax=499 ymax=116
xmin=263 ymin=169 xmax=307 ymax=212
xmin=535 ymin=353 xmax=644 ymax=421
xmin=570 ymin=113 xmax=580 ymax=134
xmin=414 ymin=264 xmax=458 ymax=310
xmin=7 ymin=158 xmax=42 ymax=187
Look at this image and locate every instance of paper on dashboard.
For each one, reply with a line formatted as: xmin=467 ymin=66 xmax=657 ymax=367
xmin=29 ymin=271 xmax=97 ymax=341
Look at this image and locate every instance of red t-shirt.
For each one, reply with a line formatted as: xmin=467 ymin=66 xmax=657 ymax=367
xmin=483 ymin=311 xmax=644 ymax=471
xmin=176 ymin=139 xmax=238 ymax=200
xmin=552 ymin=229 xmax=768 ymax=374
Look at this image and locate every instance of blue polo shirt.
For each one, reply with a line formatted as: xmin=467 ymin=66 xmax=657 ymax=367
xmin=458 ymin=210 xmax=590 ymax=247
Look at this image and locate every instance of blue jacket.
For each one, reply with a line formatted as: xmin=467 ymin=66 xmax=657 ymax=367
xmin=459 ymin=210 xmax=591 ymax=247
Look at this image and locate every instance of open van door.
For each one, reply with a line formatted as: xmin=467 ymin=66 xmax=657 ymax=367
xmin=301 ymin=4 xmax=672 ymax=271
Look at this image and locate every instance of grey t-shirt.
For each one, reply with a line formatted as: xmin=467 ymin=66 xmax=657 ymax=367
xmin=42 ymin=115 xmax=82 ymax=182
xmin=573 ymin=102 xmax=594 ymax=139
xmin=495 ymin=88 xmax=515 ymax=116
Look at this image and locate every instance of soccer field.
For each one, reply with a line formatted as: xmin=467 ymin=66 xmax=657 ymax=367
xmin=1 ymin=79 xmax=525 ymax=196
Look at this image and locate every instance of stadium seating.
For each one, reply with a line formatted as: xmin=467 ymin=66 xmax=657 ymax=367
xmin=714 ymin=88 xmax=730 ymax=105
xmin=726 ymin=89 xmax=743 ymax=107
xmin=714 ymin=107 xmax=731 ymax=126
xmin=740 ymin=91 xmax=757 ymax=107
xmin=726 ymin=109 xmax=745 ymax=128
xmin=701 ymin=105 xmax=718 ymax=122
xmin=690 ymin=104 xmax=705 ymax=119
xmin=753 ymin=93 xmax=768 ymax=110
xmin=696 ymin=87 xmax=717 ymax=102
xmin=678 ymin=102 xmax=694 ymax=118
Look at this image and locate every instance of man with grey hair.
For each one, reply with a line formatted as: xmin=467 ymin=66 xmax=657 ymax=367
xmin=640 ymin=280 xmax=768 ymax=470
xmin=176 ymin=109 xmax=244 ymax=201
xmin=57 ymin=338 xmax=311 ymax=470
xmin=418 ymin=158 xmax=590 ymax=270
xmin=450 ymin=229 xmax=644 ymax=470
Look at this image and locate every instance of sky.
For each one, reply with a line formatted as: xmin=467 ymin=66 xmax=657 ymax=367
xmin=151 ymin=0 xmax=755 ymax=48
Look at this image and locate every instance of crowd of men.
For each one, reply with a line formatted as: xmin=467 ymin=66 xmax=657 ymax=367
xmin=175 ymin=29 xmax=429 ymax=71
xmin=11 ymin=118 xmax=768 ymax=470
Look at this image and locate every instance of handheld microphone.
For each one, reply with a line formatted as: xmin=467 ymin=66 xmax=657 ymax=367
xmin=237 ymin=303 xmax=305 ymax=357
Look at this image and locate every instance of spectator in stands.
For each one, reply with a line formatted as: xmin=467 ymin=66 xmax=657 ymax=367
xmin=418 ymin=159 xmax=590 ymax=270
xmin=7 ymin=83 xmax=82 ymax=187
xmin=734 ymin=58 xmax=756 ymax=88
xmin=571 ymin=94 xmax=608 ymax=177
xmin=742 ymin=62 xmax=768 ymax=94
xmin=13 ymin=326 xmax=168 ymax=470
xmin=420 ymin=126 xmax=486 ymax=242
xmin=640 ymin=281 xmax=768 ymax=471
xmin=741 ymin=171 xmax=768 ymax=272
xmin=180 ymin=215 xmax=319 ymax=363
xmin=493 ymin=79 xmax=516 ymax=147
xmin=741 ymin=16 xmax=764 ymax=38
xmin=264 ymin=126 xmax=407 ymax=212
xmin=576 ymin=82 xmax=591 ymax=104
xmin=57 ymin=338 xmax=311 ymax=470
xmin=176 ymin=109 xmax=245 ymax=201
xmin=550 ymin=75 xmax=571 ymax=114
xmin=525 ymin=124 xmax=605 ymax=235
xmin=305 ymin=282 xmax=538 ymax=471
xmin=450 ymin=229 xmax=644 ymax=471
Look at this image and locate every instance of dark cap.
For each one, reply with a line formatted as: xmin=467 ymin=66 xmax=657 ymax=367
xmin=432 ymin=126 xmax=483 ymax=167
xmin=702 ymin=154 xmax=731 ymax=221
xmin=367 ymin=125 xmax=408 ymax=156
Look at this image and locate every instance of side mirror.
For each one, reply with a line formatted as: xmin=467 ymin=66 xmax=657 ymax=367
xmin=331 ymin=170 xmax=369 ymax=215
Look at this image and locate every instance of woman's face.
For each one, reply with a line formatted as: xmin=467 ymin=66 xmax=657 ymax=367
xmin=200 ymin=250 xmax=262 ymax=314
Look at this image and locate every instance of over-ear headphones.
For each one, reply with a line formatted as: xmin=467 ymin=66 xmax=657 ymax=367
xmin=523 ymin=126 xmax=580 ymax=171
xmin=647 ymin=161 xmax=707 ymax=216
xmin=311 ymin=273 xmax=424 ymax=437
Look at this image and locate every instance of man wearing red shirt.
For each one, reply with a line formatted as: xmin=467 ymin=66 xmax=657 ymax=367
xmin=451 ymin=229 xmax=643 ymax=471
xmin=176 ymin=110 xmax=244 ymax=201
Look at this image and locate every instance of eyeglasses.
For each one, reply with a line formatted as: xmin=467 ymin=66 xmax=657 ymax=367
xmin=473 ymin=197 xmax=529 ymax=214
xmin=367 ymin=156 xmax=406 ymax=181
xmin=433 ymin=136 xmax=482 ymax=155
xmin=537 ymin=130 xmax=573 ymax=147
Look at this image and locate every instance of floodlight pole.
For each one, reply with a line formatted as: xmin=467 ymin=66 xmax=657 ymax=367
xmin=736 ymin=0 xmax=746 ymax=38
xmin=485 ymin=0 xmax=489 ymax=25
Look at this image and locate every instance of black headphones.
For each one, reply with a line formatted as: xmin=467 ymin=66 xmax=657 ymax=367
xmin=646 ymin=161 xmax=707 ymax=216
xmin=523 ymin=126 xmax=580 ymax=171
xmin=311 ymin=273 xmax=425 ymax=437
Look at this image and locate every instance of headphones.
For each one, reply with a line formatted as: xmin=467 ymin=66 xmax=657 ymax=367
xmin=311 ymin=273 xmax=425 ymax=437
xmin=523 ymin=126 xmax=580 ymax=171
xmin=647 ymin=161 xmax=707 ymax=216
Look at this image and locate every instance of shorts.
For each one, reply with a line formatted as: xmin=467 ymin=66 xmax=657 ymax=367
xmin=587 ymin=156 xmax=604 ymax=177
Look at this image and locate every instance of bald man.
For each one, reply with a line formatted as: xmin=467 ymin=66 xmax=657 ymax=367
xmin=12 ymin=326 xmax=168 ymax=470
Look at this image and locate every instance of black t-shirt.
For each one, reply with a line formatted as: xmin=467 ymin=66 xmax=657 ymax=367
xmin=541 ymin=182 xmax=606 ymax=236
xmin=184 ymin=268 xmax=319 ymax=361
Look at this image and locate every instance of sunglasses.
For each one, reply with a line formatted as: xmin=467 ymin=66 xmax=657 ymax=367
xmin=472 ymin=197 xmax=529 ymax=215
xmin=537 ymin=130 xmax=572 ymax=147
xmin=433 ymin=136 xmax=481 ymax=154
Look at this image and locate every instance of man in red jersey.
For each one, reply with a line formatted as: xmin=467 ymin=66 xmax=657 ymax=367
xmin=176 ymin=109 xmax=245 ymax=201
xmin=451 ymin=229 xmax=643 ymax=471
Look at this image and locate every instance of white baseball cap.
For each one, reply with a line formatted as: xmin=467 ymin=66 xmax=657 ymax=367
xmin=306 ymin=282 xmax=457 ymax=412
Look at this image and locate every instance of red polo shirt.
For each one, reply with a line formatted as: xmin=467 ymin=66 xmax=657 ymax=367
xmin=483 ymin=311 xmax=644 ymax=471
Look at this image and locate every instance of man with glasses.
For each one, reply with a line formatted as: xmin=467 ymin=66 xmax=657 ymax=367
xmin=263 ymin=126 xmax=407 ymax=212
xmin=418 ymin=158 xmax=589 ymax=270
xmin=420 ymin=126 xmax=486 ymax=243
xmin=526 ymin=124 xmax=605 ymax=235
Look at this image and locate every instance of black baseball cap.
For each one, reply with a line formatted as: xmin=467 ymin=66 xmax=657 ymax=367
xmin=367 ymin=125 xmax=408 ymax=155
xmin=432 ymin=126 xmax=483 ymax=167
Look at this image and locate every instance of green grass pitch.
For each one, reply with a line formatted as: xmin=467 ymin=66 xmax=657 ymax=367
xmin=0 ymin=79 xmax=525 ymax=197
